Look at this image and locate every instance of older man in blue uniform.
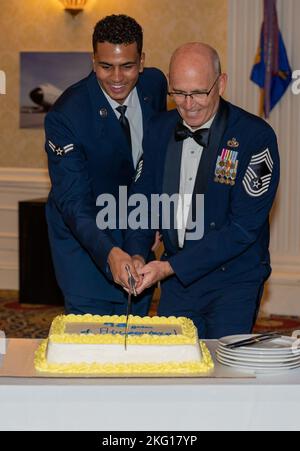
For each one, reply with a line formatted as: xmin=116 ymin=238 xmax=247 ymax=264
xmin=44 ymin=15 xmax=167 ymax=315
xmin=119 ymin=42 xmax=280 ymax=338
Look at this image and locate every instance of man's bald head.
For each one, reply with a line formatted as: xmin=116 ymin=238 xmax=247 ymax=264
xmin=169 ymin=42 xmax=221 ymax=79
xmin=168 ymin=42 xmax=227 ymax=128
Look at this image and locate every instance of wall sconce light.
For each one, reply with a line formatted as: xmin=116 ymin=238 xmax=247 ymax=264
xmin=59 ymin=0 xmax=88 ymax=16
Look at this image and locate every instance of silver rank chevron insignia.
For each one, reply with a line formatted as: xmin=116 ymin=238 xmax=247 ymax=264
xmin=242 ymin=148 xmax=273 ymax=197
xmin=214 ymin=148 xmax=239 ymax=186
xmin=48 ymin=140 xmax=74 ymax=156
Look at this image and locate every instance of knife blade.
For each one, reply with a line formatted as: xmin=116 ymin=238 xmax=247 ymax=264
xmin=124 ymin=264 xmax=136 ymax=350
xmin=224 ymin=332 xmax=280 ymax=349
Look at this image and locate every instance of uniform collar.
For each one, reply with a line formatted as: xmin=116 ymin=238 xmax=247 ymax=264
xmin=98 ymin=82 xmax=138 ymax=112
xmin=183 ymin=114 xmax=215 ymax=132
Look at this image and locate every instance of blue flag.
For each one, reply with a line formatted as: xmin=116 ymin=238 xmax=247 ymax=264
xmin=250 ymin=0 xmax=292 ymax=118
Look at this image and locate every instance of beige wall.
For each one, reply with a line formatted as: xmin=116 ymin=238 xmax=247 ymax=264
xmin=0 ymin=0 xmax=227 ymax=168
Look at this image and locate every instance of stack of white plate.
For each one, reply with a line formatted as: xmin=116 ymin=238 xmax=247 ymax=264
xmin=216 ymin=334 xmax=300 ymax=372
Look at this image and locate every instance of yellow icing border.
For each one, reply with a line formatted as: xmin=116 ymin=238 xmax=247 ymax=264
xmin=49 ymin=314 xmax=198 ymax=345
xmin=34 ymin=340 xmax=214 ymax=375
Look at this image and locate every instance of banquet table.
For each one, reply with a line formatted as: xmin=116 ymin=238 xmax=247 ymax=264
xmin=1 ymin=339 xmax=300 ymax=431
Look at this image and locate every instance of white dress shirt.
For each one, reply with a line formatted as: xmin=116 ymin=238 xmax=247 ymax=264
xmin=176 ymin=115 xmax=215 ymax=248
xmin=101 ymin=86 xmax=143 ymax=168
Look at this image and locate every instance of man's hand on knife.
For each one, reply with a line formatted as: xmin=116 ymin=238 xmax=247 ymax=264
xmin=108 ymin=248 xmax=170 ymax=295
xmin=107 ymin=247 xmax=140 ymax=292
xmin=135 ymin=261 xmax=174 ymax=294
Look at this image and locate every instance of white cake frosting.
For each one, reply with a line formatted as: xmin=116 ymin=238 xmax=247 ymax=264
xmin=47 ymin=343 xmax=201 ymax=364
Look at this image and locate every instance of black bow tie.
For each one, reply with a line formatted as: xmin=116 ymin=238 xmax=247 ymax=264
xmin=175 ymin=122 xmax=210 ymax=147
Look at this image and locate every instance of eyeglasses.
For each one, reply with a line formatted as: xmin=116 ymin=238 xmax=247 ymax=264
xmin=168 ymin=75 xmax=220 ymax=102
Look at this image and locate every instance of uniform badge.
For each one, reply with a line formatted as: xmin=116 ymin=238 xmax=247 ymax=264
xmin=227 ymin=137 xmax=239 ymax=148
xmin=48 ymin=140 xmax=74 ymax=156
xmin=242 ymin=148 xmax=273 ymax=197
xmin=134 ymin=157 xmax=143 ymax=182
xmin=99 ymin=108 xmax=108 ymax=118
xmin=214 ymin=148 xmax=239 ymax=186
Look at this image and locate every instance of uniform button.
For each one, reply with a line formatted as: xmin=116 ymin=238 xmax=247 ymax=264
xmin=221 ymin=266 xmax=226 ymax=271
xmin=210 ymin=222 xmax=216 ymax=229
xmin=189 ymin=177 xmax=193 ymax=181
xmin=163 ymin=252 xmax=168 ymax=257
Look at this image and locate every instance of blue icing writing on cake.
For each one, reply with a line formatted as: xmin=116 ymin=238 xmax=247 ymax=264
xmin=80 ymin=323 xmax=179 ymax=336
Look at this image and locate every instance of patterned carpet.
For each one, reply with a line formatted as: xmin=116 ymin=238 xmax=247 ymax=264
xmin=0 ymin=290 xmax=300 ymax=338
xmin=0 ymin=290 xmax=64 ymax=338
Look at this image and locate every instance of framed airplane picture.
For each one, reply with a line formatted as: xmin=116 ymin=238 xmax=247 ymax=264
xmin=20 ymin=52 xmax=92 ymax=128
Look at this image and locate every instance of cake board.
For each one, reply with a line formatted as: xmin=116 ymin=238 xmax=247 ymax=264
xmin=0 ymin=339 xmax=256 ymax=379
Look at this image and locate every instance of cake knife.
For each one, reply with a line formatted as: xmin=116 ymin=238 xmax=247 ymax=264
xmin=224 ymin=332 xmax=280 ymax=349
xmin=124 ymin=264 xmax=136 ymax=350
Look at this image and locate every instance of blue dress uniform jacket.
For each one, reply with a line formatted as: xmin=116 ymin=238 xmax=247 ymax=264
xmin=124 ymin=99 xmax=280 ymax=337
xmin=45 ymin=69 xmax=167 ymax=312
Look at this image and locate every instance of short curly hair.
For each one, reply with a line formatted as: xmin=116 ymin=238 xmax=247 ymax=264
xmin=93 ymin=15 xmax=143 ymax=55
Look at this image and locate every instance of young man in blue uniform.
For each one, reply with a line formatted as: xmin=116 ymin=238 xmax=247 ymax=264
xmin=117 ymin=42 xmax=280 ymax=338
xmin=44 ymin=15 xmax=167 ymax=315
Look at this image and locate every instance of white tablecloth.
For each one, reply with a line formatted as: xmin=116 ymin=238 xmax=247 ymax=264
xmin=1 ymin=339 xmax=300 ymax=431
